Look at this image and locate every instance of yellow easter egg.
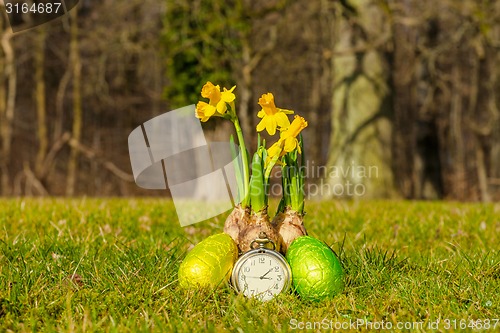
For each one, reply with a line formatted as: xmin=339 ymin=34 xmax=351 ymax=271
xmin=178 ymin=233 xmax=238 ymax=289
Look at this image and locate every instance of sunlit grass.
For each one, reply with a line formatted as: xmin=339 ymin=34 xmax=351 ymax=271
xmin=0 ymin=198 xmax=499 ymax=332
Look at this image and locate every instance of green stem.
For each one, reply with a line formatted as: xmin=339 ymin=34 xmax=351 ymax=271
xmin=298 ymin=135 xmax=305 ymax=214
xmin=233 ymin=118 xmax=250 ymax=207
xmin=290 ymin=161 xmax=299 ymax=210
xmin=282 ymin=161 xmax=291 ymax=208
xmin=229 ymin=135 xmax=244 ymax=203
xmin=249 ymin=148 xmax=265 ymax=212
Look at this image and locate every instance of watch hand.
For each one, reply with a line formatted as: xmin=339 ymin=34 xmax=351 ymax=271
xmin=246 ymin=275 xmax=272 ymax=280
xmin=260 ymin=269 xmax=273 ymax=279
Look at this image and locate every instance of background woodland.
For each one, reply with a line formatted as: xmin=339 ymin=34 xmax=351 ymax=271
xmin=0 ymin=0 xmax=499 ymax=201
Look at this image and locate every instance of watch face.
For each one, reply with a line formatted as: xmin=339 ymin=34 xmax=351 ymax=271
xmin=234 ymin=251 xmax=290 ymax=301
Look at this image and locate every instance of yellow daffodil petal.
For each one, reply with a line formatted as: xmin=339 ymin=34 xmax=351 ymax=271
xmin=221 ymin=86 xmax=236 ymax=103
xmin=278 ymin=108 xmax=294 ymax=114
xmin=275 ymin=112 xmax=291 ymax=130
xmin=256 ymin=118 xmax=267 ymax=132
xmin=216 ymin=100 xmax=227 ymax=114
xmin=266 ymin=140 xmax=284 ymax=165
xmin=266 ymin=117 xmax=277 ymax=136
xmin=205 ymin=104 xmax=216 ymax=117
xmin=283 ymin=137 xmax=298 ymax=152
xmin=257 ymin=110 xmax=266 ymax=118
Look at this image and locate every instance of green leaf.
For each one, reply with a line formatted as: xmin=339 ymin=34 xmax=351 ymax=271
xmin=281 ymin=149 xmax=304 ymax=213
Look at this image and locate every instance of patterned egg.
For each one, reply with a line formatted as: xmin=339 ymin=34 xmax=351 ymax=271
xmin=286 ymin=236 xmax=344 ymax=301
xmin=178 ymin=233 xmax=238 ymax=289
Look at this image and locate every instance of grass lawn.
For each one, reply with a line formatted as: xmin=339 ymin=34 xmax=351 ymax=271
xmin=0 ymin=198 xmax=499 ymax=332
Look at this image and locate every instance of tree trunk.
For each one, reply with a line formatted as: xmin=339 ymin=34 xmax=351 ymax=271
xmin=326 ymin=0 xmax=396 ymax=199
xmin=238 ymin=36 xmax=253 ymax=147
xmin=66 ymin=8 xmax=82 ymax=196
xmin=390 ymin=1 xmax=419 ymax=199
xmin=0 ymin=23 xmax=16 ymax=196
xmin=35 ymin=27 xmax=48 ymax=179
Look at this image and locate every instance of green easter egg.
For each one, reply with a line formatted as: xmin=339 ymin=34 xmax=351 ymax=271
xmin=178 ymin=233 xmax=238 ymax=289
xmin=286 ymin=236 xmax=344 ymax=301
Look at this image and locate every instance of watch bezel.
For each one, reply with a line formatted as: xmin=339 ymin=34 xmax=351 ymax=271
xmin=231 ymin=247 xmax=292 ymax=300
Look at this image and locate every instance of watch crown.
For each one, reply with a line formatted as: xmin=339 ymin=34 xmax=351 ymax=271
xmin=250 ymin=233 xmax=276 ymax=251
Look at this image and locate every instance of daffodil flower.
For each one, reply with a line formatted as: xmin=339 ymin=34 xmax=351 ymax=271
xmin=217 ymin=86 xmax=236 ymax=114
xmin=266 ymin=115 xmax=308 ymax=163
xmin=196 ymin=82 xmax=236 ymax=122
xmin=256 ymin=93 xmax=294 ymax=135
xmin=280 ymin=115 xmax=308 ymax=153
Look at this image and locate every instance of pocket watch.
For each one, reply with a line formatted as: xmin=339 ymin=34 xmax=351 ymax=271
xmin=231 ymin=232 xmax=292 ymax=301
